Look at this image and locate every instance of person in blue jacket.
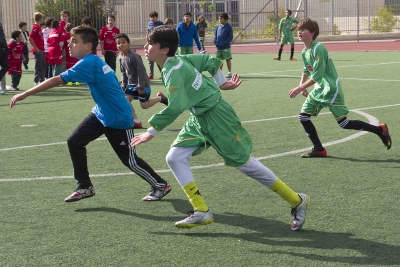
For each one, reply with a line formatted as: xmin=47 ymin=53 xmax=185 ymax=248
xmin=176 ymin=12 xmax=202 ymax=55
xmin=146 ymin=11 xmax=164 ymax=79
xmin=214 ymin=13 xmax=233 ymax=78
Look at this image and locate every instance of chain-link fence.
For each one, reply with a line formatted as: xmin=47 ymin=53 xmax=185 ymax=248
xmin=1 ymin=0 xmax=399 ymax=45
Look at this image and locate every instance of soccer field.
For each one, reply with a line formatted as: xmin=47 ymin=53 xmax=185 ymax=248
xmin=0 ymin=50 xmax=399 ymax=266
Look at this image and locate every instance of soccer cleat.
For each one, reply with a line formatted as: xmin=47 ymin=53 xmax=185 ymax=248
xmin=301 ymin=148 xmax=327 ymax=158
xmin=273 ymin=57 xmax=281 ymax=60
xmin=290 ymin=57 xmax=297 ymax=61
xmin=148 ymin=75 xmax=153 ymax=80
xmin=24 ymin=64 xmax=28 ymax=70
xmin=142 ymin=182 xmax=171 ymax=201
xmin=64 ymin=186 xmax=95 ymax=202
xmin=291 ymin=193 xmax=310 ymax=231
xmin=134 ymin=121 xmax=143 ymax=129
xmin=0 ymin=90 xmax=5 ymax=95
xmin=378 ymin=123 xmax=391 ymax=150
xmin=175 ymin=209 xmax=214 ymax=228
xmin=227 ymin=72 xmax=232 ymax=78
xmin=157 ymin=92 xmax=168 ymax=106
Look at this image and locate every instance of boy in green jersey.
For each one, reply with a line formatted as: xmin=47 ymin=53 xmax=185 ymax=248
xmin=274 ymin=9 xmax=298 ymax=61
xmin=131 ymin=25 xmax=310 ymax=231
xmin=289 ymin=18 xmax=391 ymax=158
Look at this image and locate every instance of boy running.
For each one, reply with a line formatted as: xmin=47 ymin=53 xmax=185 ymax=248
xmin=288 ymin=18 xmax=391 ymax=157
xmin=274 ymin=10 xmax=298 ymax=61
xmin=131 ymin=25 xmax=309 ymax=231
xmin=10 ymin=26 xmax=171 ymax=203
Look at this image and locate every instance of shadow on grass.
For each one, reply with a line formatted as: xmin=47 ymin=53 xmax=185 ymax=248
xmin=76 ymin=201 xmax=400 ymax=265
xmin=327 ymin=156 xmax=400 ymax=164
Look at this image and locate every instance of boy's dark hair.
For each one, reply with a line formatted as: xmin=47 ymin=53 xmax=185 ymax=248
xmin=219 ymin=13 xmax=228 ymax=20
xmin=183 ymin=12 xmax=192 ymax=17
xmin=116 ymin=33 xmax=130 ymax=44
xmin=164 ymin=18 xmax=173 ymax=26
xmin=11 ymin=30 xmax=21 ymax=40
xmin=60 ymin=10 xmax=70 ymax=16
xmin=19 ymin=21 xmax=27 ymax=29
xmin=108 ymin=15 xmax=115 ymax=21
xmin=81 ymin=17 xmax=92 ymax=26
xmin=34 ymin=12 xmax=43 ymax=22
xmin=40 ymin=22 xmax=45 ymax=27
xmin=147 ymin=25 xmax=178 ymax=57
xmin=287 ymin=9 xmax=292 ymax=15
xmin=71 ymin=26 xmax=98 ymax=53
xmin=51 ymin=20 xmax=59 ymax=29
xmin=149 ymin=11 xmax=158 ymax=18
xmin=45 ymin=18 xmax=54 ymax=28
xmin=66 ymin=23 xmax=74 ymax=32
xmin=297 ymin=18 xmax=319 ymax=40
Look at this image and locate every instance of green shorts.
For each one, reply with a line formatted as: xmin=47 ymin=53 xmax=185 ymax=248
xmin=301 ymin=96 xmax=349 ymax=120
xmin=178 ymin=46 xmax=193 ymax=55
xmin=281 ymin=35 xmax=295 ymax=45
xmin=172 ymin=99 xmax=252 ymax=167
xmin=216 ymin=48 xmax=232 ymax=61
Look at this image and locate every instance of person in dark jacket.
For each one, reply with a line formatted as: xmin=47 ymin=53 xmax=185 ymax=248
xmin=0 ymin=21 xmax=9 ymax=94
xmin=214 ymin=13 xmax=233 ymax=78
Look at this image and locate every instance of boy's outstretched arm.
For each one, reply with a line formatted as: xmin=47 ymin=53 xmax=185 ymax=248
xmin=10 ymin=76 xmax=65 ymax=108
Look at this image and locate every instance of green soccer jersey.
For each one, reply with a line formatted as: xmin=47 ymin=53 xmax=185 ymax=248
xmin=148 ymin=54 xmax=223 ymax=131
xmin=279 ymin=17 xmax=298 ymax=38
xmin=301 ymin=40 xmax=344 ymax=104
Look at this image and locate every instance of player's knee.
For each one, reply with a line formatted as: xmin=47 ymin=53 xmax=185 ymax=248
xmin=299 ymin=113 xmax=311 ymax=123
xmin=337 ymin=117 xmax=349 ymax=129
xmin=140 ymin=103 xmax=149 ymax=109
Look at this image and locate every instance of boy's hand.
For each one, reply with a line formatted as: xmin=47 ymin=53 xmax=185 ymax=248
xmin=131 ymin=132 xmax=154 ymax=147
xmin=219 ymin=73 xmax=242 ymax=90
xmin=10 ymin=93 xmax=28 ymax=108
xmin=289 ymin=86 xmax=305 ymax=98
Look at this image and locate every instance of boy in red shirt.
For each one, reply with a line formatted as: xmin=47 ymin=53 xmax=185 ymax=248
xmin=47 ymin=20 xmax=65 ymax=77
xmin=29 ymin=12 xmax=46 ymax=85
xmin=99 ymin=15 xmax=120 ymax=72
xmin=7 ymin=31 xmax=25 ymax=91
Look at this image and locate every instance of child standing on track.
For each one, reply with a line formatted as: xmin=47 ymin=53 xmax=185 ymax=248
xmin=10 ymin=26 xmax=171 ymax=203
xmin=214 ymin=13 xmax=233 ymax=78
xmin=7 ymin=31 xmax=25 ymax=91
xmin=288 ymin=18 xmax=391 ymax=158
xmin=131 ymin=25 xmax=310 ymax=231
xmin=196 ymin=15 xmax=207 ymax=53
xmin=99 ymin=15 xmax=120 ymax=72
xmin=274 ymin=9 xmax=298 ymax=61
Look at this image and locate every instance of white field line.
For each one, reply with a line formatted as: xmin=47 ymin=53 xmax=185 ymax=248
xmin=1 ymin=104 xmax=398 ymax=182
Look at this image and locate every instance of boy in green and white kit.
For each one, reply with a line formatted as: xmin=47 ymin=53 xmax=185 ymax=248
xmin=289 ymin=18 xmax=391 ymax=158
xmin=274 ymin=9 xmax=298 ymax=61
xmin=131 ymin=25 xmax=310 ymax=230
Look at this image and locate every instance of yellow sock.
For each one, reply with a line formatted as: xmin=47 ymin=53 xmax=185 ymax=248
xmin=269 ymin=178 xmax=301 ymax=208
xmin=182 ymin=181 xmax=208 ymax=212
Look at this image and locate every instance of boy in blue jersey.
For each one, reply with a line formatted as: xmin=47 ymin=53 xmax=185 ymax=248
xmin=289 ymin=18 xmax=391 ymax=157
xmin=10 ymin=26 xmax=171 ymax=202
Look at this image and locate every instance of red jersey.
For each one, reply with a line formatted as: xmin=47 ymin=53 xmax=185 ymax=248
xmin=29 ymin=23 xmax=44 ymax=52
xmin=63 ymin=32 xmax=79 ymax=69
xmin=99 ymin=26 xmax=120 ymax=51
xmin=47 ymin=28 xmax=65 ymax=64
xmin=59 ymin=21 xmax=67 ymax=32
xmin=8 ymin=39 xmax=24 ymax=64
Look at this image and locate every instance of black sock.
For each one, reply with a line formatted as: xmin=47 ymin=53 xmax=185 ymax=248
xmin=300 ymin=116 xmax=324 ymax=151
xmin=278 ymin=48 xmax=283 ymax=58
xmin=290 ymin=47 xmax=294 ymax=58
xmin=338 ymin=118 xmax=382 ymax=135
